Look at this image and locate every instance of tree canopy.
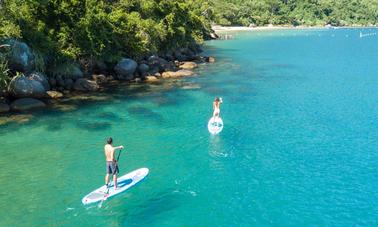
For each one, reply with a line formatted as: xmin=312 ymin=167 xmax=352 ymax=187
xmin=211 ymin=0 xmax=378 ymax=26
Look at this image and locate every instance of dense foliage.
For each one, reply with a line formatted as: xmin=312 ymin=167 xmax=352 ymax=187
xmin=211 ymin=0 xmax=378 ymax=26
xmin=0 ymin=0 xmax=211 ymax=64
xmin=1 ymin=0 xmax=378 ymax=69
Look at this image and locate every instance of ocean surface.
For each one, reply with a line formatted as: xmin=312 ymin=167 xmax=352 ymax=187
xmin=0 ymin=28 xmax=377 ymax=226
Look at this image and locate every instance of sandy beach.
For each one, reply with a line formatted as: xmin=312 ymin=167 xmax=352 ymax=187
xmin=212 ymin=25 xmax=326 ymax=32
xmin=212 ymin=24 xmax=376 ymax=33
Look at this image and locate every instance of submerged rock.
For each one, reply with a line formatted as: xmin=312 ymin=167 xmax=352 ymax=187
xmin=8 ymin=75 xmax=47 ymax=98
xmin=0 ymin=114 xmax=33 ymax=125
xmin=10 ymin=98 xmax=46 ymax=111
xmin=73 ymin=78 xmax=99 ymax=91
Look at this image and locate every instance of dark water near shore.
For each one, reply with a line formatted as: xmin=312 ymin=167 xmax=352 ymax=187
xmin=0 ymin=28 xmax=377 ymax=226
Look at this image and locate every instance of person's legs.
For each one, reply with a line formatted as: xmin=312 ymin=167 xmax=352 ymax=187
xmin=105 ymin=174 xmax=110 ymax=186
xmin=113 ymin=174 xmax=117 ymax=189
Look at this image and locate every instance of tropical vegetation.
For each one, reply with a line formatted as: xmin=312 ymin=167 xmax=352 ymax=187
xmin=0 ymin=0 xmax=378 ymax=83
xmin=211 ymin=0 xmax=378 ymax=27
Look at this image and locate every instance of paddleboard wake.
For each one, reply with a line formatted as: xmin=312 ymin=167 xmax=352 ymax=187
xmin=82 ymin=167 xmax=149 ymax=205
xmin=208 ymin=117 xmax=223 ymax=135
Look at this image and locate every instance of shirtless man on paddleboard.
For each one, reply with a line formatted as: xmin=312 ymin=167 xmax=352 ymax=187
xmin=105 ymin=137 xmax=124 ymax=190
xmin=213 ymin=97 xmax=223 ymax=119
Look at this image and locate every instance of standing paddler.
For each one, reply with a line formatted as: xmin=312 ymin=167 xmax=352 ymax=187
xmin=104 ymin=137 xmax=124 ymax=190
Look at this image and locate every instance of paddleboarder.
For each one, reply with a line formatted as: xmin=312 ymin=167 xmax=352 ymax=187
xmin=213 ymin=97 xmax=223 ymax=119
xmin=105 ymin=137 xmax=124 ymax=190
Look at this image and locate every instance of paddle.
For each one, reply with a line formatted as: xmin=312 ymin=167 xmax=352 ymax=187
xmin=98 ymin=148 xmax=123 ymax=208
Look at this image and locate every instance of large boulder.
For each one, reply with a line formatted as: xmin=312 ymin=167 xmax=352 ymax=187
xmin=174 ymin=50 xmax=189 ymax=62
xmin=137 ymin=63 xmax=149 ymax=75
xmin=64 ymin=78 xmax=74 ymax=90
xmin=4 ymin=39 xmax=35 ymax=73
xmin=49 ymin=63 xmax=83 ymax=80
xmin=73 ymin=78 xmax=99 ymax=91
xmin=161 ymin=70 xmax=194 ymax=78
xmin=0 ymin=98 xmax=10 ymax=113
xmin=27 ymin=72 xmax=50 ymax=91
xmin=114 ymin=58 xmax=137 ymax=80
xmin=10 ymin=98 xmax=46 ymax=111
xmin=8 ymin=75 xmax=47 ymax=98
xmin=148 ymin=55 xmax=175 ymax=72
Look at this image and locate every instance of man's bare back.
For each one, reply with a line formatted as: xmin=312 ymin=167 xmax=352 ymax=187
xmin=104 ymin=144 xmax=115 ymax=161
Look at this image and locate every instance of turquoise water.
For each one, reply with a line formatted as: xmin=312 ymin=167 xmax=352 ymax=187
xmin=1 ymin=28 xmax=378 ymax=226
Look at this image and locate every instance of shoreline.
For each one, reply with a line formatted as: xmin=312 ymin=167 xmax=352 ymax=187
xmin=212 ymin=25 xmax=378 ymax=32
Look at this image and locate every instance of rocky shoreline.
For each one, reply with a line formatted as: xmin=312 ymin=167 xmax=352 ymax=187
xmin=0 ymin=39 xmax=216 ymax=114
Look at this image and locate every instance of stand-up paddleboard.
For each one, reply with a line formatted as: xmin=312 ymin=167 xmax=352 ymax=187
xmin=82 ymin=168 xmax=149 ymax=205
xmin=208 ymin=117 xmax=223 ymax=135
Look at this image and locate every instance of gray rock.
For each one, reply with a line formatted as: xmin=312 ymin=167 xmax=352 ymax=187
xmin=10 ymin=98 xmax=46 ymax=111
xmin=50 ymin=63 xmax=83 ymax=79
xmin=73 ymin=78 xmax=99 ymax=91
xmin=93 ymin=60 xmax=108 ymax=73
xmin=56 ymin=76 xmax=65 ymax=87
xmin=64 ymin=79 xmax=74 ymax=90
xmin=137 ymin=63 xmax=149 ymax=74
xmin=49 ymin=78 xmax=57 ymax=87
xmin=27 ymin=71 xmax=50 ymax=90
xmin=148 ymin=55 xmax=173 ymax=72
xmin=114 ymin=58 xmax=137 ymax=80
xmin=8 ymin=75 xmax=47 ymax=98
xmin=0 ymin=98 xmax=10 ymax=113
xmin=92 ymin=74 xmax=107 ymax=84
xmin=0 ymin=103 xmax=10 ymax=113
xmin=4 ymin=39 xmax=35 ymax=73
xmin=174 ymin=50 xmax=189 ymax=61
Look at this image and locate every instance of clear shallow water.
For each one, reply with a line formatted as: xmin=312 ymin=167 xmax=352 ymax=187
xmin=1 ymin=28 xmax=378 ymax=226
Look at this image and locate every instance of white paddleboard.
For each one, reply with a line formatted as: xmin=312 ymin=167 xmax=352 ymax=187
xmin=208 ymin=117 xmax=223 ymax=135
xmin=82 ymin=167 xmax=149 ymax=205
